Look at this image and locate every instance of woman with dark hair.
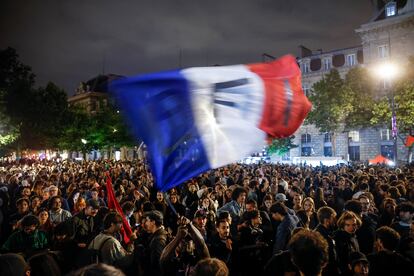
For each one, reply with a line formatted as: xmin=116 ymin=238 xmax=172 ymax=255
xmin=334 ymin=210 xmax=362 ymax=275
xmin=38 ymin=208 xmax=53 ymax=233
xmin=153 ymin=191 xmax=167 ymax=215
xmin=28 ymin=252 xmax=61 ymax=276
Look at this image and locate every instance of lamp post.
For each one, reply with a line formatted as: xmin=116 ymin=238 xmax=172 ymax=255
xmin=375 ymin=63 xmax=398 ymax=166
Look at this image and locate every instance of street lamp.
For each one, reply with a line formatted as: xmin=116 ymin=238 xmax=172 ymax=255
xmin=81 ymin=138 xmax=87 ymax=144
xmin=374 ymin=62 xmax=399 ymax=165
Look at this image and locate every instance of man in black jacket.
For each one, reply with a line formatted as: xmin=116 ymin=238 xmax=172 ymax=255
xmin=314 ymin=206 xmax=339 ymax=276
xmin=142 ymin=210 xmax=168 ymax=276
xmin=368 ymin=226 xmax=414 ymax=276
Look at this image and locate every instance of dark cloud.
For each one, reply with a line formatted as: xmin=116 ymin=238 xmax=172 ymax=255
xmin=0 ymin=0 xmax=372 ymax=95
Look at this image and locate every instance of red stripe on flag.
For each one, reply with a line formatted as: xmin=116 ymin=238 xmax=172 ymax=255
xmin=105 ymin=172 xmax=132 ymax=244
xmin=248 ymin=55 xmax=312 ymax=138
xmin=406 ymin=135 xmax=414 ymax=147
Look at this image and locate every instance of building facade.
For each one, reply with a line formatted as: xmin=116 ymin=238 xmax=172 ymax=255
xmin=291 ymin=0 xmax=414 ymax=163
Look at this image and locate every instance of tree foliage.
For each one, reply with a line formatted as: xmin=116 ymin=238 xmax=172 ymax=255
xmin=267 ymin=136 xmax=298 ymax=156
xmin=306 ymin=69 xmax=349 ymax=132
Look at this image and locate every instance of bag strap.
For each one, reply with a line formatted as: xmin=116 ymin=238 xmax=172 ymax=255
xmin=97 ymin=237 xmax=113 ymax=261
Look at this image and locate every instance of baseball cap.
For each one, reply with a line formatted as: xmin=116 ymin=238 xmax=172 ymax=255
xmin=275 ymin=193 xmax=288 ymax=202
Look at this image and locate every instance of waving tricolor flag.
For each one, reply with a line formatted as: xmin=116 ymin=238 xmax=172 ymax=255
xmin=111 ymin=55 xmax=311 ymax=191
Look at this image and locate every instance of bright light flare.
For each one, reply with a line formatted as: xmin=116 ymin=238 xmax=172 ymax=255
xmin=374 ymin=62 xmax=399 ymax=80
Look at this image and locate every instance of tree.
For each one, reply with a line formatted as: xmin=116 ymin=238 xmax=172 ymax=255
xmin=306 ymin=69 xmax=350 ymax=156
xmin=342 ymin=67 xmax=376 ymax=130
xmin=370 ymin=58 xmax=414 ymax=162
xmin=267 ymin=136 xmax=298 ymax=156
xmin=0 ymin=47 xmax=36 ymax=154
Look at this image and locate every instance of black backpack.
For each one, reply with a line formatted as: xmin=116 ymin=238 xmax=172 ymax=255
xmin=75 ymin=237 xmax=112 ymax=267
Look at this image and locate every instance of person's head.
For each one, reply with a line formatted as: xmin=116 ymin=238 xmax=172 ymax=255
xmin=16 ymin=198 xmax=30 ymax=214
xmin=344 ymin=200 xmax=363 ymax=216
xmin=71 ymin=263 xmax=125 ymax=276
xmin=156 ymin=191 xmax=164 ymax=202
xmin=317 ymin=206 xmax=337 ymax=230
xmin=293 ymin=193 xmax=303 ymax=208
xmin=21 ymin=187 xmax=31 ymax=198
xmin=348 ymin=251 xmax=369 ymax=276
xmin=49 ymin=196 xmax=63 ymax=211
xmin=302 ymin=197 xmax=315 ymax=213
xmin=53 ymin=222 xmax=71 ymax=242
xmin=121 ymin=201 xmax=135 ymax=218
xmin=103 ymin=212 xmax=124 ymax=233
xmin=245 ymin=199 xmax=258 ymax=212
xmin=193 ymin=209 xmax=208 ymax=229
xmin=288 ymin=229 xmax=328 ymax=276
xmin=30 ymin=195 xmax=41 ymax=210
xmin=375 ymin=226 xmax=400 ymax=252
xmin=143 ymin=210 xmax=163 ymax=233
xmin=269 ymin=202 xmax=288 ymax=222
xmin=263 ymin=194 xmax=274 ymax=209
xmin=387 ymin=186 xmax=401 ymax=199
xmin=38 ymin=208 xmax=49 ymax=224
xmin=90 ymin=188 xmax=99 ymax=200
xmin=0 ymin=253 xmax=30 ymax=276
xmin=21 ymin=214 xmax=40 ymax=235
xmin=169 ymin=192 xmax=178 ymax=204
xmin=243 ymin=210 xmax=262 ymax=227
xmin=358 ymin=194 xmax=371 ymax=214
xmin=216 ymin=220 xmax=230 ymax=240
xmin=48 ymin=185 xmax=59 ymax=197
xmin=85 ymin=199 xmax=100 ymax=217
xmin=232 ymin=187 xmax=247 ymax=205
xmin=337 ymin=211 xmax=361 ymax=234
xmin=28 ymin=252 xmax=61 ymax=276
xmin=382 ymin=198 xmax=397 ymax=214
xmin=191 ymin=258 xmax=229 ymax=276
xmin=398 ymin=202 xmax=414 ymax=223
xmin=217 ymin=211 xmax=232 ymax=225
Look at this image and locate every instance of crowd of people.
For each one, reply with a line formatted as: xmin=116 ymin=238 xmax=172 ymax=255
xmin=0 ymin=158 xmax=413 ymax=276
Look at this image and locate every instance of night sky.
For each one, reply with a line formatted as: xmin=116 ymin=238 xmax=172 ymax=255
xmin=1 ymin=0 xmax=373 ymax=95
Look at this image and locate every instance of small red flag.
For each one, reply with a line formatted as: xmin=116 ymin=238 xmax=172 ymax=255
xmin=406 ymin=135 xmax=414 ymax=147
xmin=105 ymin=172 xmax=132 ymax=243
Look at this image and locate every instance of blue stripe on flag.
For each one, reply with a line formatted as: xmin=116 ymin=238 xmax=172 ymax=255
xmin=110 ymin=70 xmax=211 ymax=191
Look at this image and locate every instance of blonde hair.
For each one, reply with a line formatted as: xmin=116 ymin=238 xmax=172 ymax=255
xmin=302 ymin=197 xmax=315 ymax=212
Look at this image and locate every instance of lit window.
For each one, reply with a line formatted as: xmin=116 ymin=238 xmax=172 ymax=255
xmin=348 ymin=131 xmax=360 ymax=142
xmin=386 ymin=2 xmax=397 ymax=17
xmin=302 ymin=83 xmax=310 ymax=96
xmin=302 ymin=62 xmax=310 ymax=73
xmin=323 ymin=58 xmax=331 ymax=71
xmin=346 ymin=54 xmax=356 ymax=66
xmin=301 ymin=134 xmax=311 ymax=144
xmin=380 ymin=129 xmax=391 ymax=141
xmin=378 ymin=45 xmax=389 ymax=59
xmin=324 ymin=133 xmax=333 ymax=143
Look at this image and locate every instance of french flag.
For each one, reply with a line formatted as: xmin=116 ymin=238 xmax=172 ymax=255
xmin=111 ymin=55 xmax=311 ymax=191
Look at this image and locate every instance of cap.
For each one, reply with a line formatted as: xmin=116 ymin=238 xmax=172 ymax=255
xmin=194 ymin=209 xmax=208 ymax=218
xmin=349 ymin=251 xmax=368 ymax=267
xmin=144 ymin=210 xmax=164 ymax=225
xmin=87 ymin=199 xmax=100 ymax=209
xmin=275 ymin=193 xmax=288 ymax=202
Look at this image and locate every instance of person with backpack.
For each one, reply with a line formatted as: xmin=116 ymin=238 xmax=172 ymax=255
xmin=88 ymin=212 xmax=134 ymax=269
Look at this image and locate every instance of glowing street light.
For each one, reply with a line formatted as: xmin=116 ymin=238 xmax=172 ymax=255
xmin=374 ymin=62 xmax=399 ymax=80
xmin=81 ymin=138 xmax=87 ymax=144
xmin=373 ymin=62 xmax=399 ymax=165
